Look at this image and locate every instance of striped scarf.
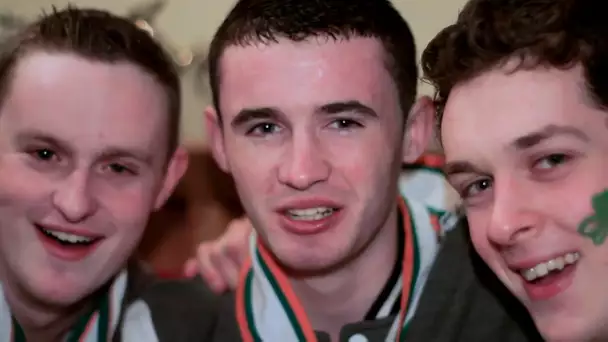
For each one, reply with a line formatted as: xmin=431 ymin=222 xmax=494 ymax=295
xmin=236 ymin=154 xmax=459 ymax=341
xmin=0 ymin=270 xmax=128 ymax=342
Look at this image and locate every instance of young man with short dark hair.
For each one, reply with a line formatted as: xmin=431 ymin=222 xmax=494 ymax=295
xmin=200 ymin=0 xmax=542 ymax=340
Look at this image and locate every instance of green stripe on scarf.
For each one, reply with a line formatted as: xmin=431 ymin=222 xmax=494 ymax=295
xmin=244 ymin=269 xmax=263 ymax=342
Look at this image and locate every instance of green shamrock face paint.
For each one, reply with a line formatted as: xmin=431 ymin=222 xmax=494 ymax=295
xmin=578 ymin=189 xmax=608 ymax=246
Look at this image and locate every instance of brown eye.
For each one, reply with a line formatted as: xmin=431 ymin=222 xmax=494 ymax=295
xmin=246 ymin=122 xmax=282 ymax=136
xmin=328 ymin=119 xmax=363 ymax=130
xmin=463 ymin=178 xmax=492 ymax=198
xmin=108 ymin=163 xmax=131 ymax=174
xmin=35 ymin=149 xmax=56 ymax=161
xmin=535 ymin=153 xmax=569 ymax=170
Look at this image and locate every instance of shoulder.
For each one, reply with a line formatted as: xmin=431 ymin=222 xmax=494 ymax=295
xmin=122 ymin=275 xmax=223 ymax=342
xmin=406 ymin=220 xmax=543 ymax=341
xmin=209 ymin=291 xmax=242 ymax=341
xmin=144 ymin=276 xmax=223 ymax=340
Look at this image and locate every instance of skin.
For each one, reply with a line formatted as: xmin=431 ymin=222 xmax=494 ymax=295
xmin=206 ymin=37 xmax=433 ymax=337
xmin=0 ymin=52 xmax=187 ymax=341
xmin=442 ymin=61 xmax=608 ymax=341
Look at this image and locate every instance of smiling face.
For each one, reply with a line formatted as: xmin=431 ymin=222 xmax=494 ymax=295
xmin=441 ymin=62 xmax=608 ymax=341
xmin=0 ymin=52 xmax=186 ymax=307
xmin=207 ymin=37 xmax=423 ymax=273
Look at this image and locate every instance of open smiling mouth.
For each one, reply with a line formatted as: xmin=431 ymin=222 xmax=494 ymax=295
xmin=520 ymin=252 xmax=580 ymax=283
xmin=515 ymin=252 xmax=581 ymax=301
xmin=35 ymin=224 xmax=101 ymax=247
xmin=285 ymin=207 xmax=338 ymax=221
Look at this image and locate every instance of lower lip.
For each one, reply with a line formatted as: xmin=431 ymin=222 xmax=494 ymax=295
xmin=522 ymin=263 xmax=577 ymax=301
xmin=35 ymin=225 xmax=102 ymax=262
xmin=278 ymin=209 xmax=344 ymax=236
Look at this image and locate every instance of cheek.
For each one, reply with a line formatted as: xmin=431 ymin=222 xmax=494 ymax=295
xmin=536 ymin=169 xmax=607 ymax=234
xmin=325 ymin=132 xmax=397 ymax=184
xmin=465 ymin=211 xmax=497 ymax=260
xmin=226 ymin=136 xmax=277 ymax=167
xmin=0 ymin=160 xmax=54 ymax=212
xmin=96 ymin=185 xmax=155 ymax=230
xmin=225 ymin=140 xmax=282 ymax=193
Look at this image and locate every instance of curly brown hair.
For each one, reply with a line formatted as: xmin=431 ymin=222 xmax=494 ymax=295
xmin=421 ymin=0 xmax=608 ymax=132
xmin=0 ymin=6 xmax=181 ymax=155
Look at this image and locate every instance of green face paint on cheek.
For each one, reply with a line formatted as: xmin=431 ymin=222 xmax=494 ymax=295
xmin=578 ymin=189 xmax=608 ymax=246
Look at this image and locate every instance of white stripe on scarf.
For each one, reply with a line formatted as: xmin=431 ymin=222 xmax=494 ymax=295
xmin=249 ymin=232 xmax=301 ymax=341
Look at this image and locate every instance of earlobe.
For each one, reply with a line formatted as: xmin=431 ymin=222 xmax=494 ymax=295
xmin=154 ymin=146 xmax=189 ymax=210
xmin=204 ymin=106 xmax=230 ymax=173
xmin=402 ymin=96 xmax=436 ymax=163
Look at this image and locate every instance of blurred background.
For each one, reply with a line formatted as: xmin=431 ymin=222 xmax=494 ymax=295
xmin=0 ymin=0 xmax=467 ymax=277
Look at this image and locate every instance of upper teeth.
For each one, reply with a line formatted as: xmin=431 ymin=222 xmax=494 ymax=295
xmin=42 ymin=228 xmax=94 ymax=244
xmin=521 ymin=252 xmax=580 ymax=282
xmin=287 ymin=207 xmax=334 ymax=221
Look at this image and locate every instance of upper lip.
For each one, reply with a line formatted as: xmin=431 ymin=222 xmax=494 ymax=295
xmin=35 ymin=223 xmax=104 ymax=239
xmin=275 ymin=198 xmax=343 ymax=212
xmin=506 ymin=250 xmax=580 ymax=271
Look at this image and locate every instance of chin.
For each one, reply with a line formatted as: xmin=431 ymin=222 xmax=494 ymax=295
xmin=272 ymin=247 xmax=350 ymax=275
xmin=26 ymin=277 xmax=94 ymax=306
xmin=539 ymin=327 xmax=591 ymax=342
xmin=266 ymin=230 xmax=355 ymax=272
xmin=535 ymin=314 xmax=600 ymax=342
xmin=19 ymin=265 xmax=102 ymax=307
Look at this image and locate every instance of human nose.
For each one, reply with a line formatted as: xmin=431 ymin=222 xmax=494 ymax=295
xmin=277 ymin=132 xmax=331 ymax=190
xmin=52 ymin=170 xmax=98 ymax=223
xmin=487 ymin=178 xmax=542 ymax=247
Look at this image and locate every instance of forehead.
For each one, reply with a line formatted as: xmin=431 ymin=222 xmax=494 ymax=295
xmin=441 ymin=64 xmax=605 ymax=160
xmin=217 ymin=36 xmax=399 ymax=118
xmin=1 ymin=52 xmax=168 ymax=153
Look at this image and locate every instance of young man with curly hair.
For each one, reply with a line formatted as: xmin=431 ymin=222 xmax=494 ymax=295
xmin=423 ymin=0 xmax=608 ymax=340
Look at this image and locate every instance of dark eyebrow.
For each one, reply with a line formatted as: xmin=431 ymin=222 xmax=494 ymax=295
xmin=512 ymin=124 xmax=590 ymax=150
xmin=444 ymin=160 xmax=485 ymax=177
xmin=316 ymin=100 xmax=378 ymax=118
xmin=230 ymin=101 xmax=378 ymax=129
xmin=230 ymin=107 xmax=283 ymax=129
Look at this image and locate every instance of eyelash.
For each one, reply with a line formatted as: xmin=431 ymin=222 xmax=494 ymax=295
xmin=460 ymin=178 xmax=493 ymax=200
xmin=245 ymin=118 xmax=364 ymax=137
xmin=28 ymin=148 xmax=60 ymax=163
xmin=246 ymin=122 xmax=282 ymax=137
xmin=458 ymin=152 xmax=573 ymax=201
xmin=26 ymin=147 xmax=137 ymax=176
xmin=105 ymin=163 xmax=137 ymax=176
xmin=327 ymin=118 xmax=364 ymax=130
xmin=530 ymin=152 xmax=572 ymax=172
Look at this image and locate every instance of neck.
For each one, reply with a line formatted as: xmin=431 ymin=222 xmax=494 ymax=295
xmin=1 ymin=270 xmax=97 ymax=342
xmin=289 ymin=207 xmax=399 ymax=340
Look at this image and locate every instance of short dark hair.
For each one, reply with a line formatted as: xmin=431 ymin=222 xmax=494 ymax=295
xmin=0 ymin=6 xmax=181 ymax=154
xmin=422 ymin=0 xmax=608 ymax=132
xmin=207 ymin=0 xmax=418 ymax=121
